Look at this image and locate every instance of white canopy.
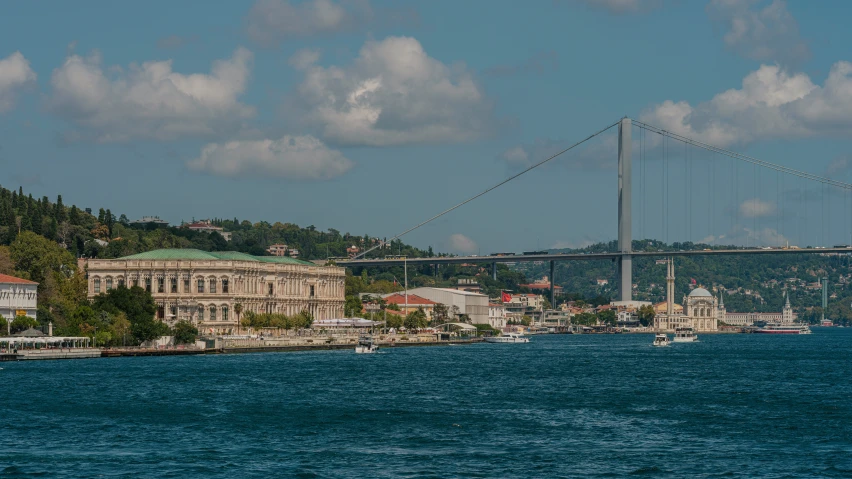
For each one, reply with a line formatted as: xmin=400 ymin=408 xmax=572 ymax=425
xmin=439 ymin=322 xmax=477 ymax=331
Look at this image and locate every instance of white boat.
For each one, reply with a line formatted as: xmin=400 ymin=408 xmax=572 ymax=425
xmin=673 ymin=327 xmax=698 ymax=342
xmin=484 ymin=332 xmax=530 ymax=343
xmin=355 ymin=336 xmax=379 ymax=354
xmin=755 ymin=322 xmax=812 ymax=335
xmin=652 ymin=333 xmax=670 ymax=347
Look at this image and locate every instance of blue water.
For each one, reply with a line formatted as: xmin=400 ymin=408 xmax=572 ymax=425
xmin=2 ymin=330 xmax=851 ymax=478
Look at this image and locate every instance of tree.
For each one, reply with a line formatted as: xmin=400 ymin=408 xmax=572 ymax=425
xmin=638 ymin=305 xmax=656 ymax=327
xmin=404 ymin=307 xmax=428 ymax=331
xmin=597 ymin=309 xmax=617 ymax=325
xmin=91 ymin=286 xmax=165 ymax=344
xmin=572 ymin=312 xmax=597 ymax=326
xmin=345 ymin=295 xmax=363 ymax=317
xmin=234 ymin=303 xmax=243 ymax=324
xmin=10 ymin=316 xmax=39 ymax=334
xmin=432 ymin=303 xmax=449 ymax=323
xmin=173 ymin=320 xmax=198 ymax=344
xmin=10 ymin=231 xmax=76 ymax=286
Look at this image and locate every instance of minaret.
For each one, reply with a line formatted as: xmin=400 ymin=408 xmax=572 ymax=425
xmin=783 ymin=291 xmax=793 ymax=323
xmin=666 ymin=257 xmax=674 ymax=318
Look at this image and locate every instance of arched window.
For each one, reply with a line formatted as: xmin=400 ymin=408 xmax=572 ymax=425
xmin=93 ymin=278 xmax=101 ymax=294
xmin=197 ymin=305 xmax=205 ymax=321
xmin=222 ymin=278 xmax=229 ymax=294
xmin=197 ymin=278 xmax=205 ymax=293
xmin=210 ymin=305 xmax=217 ymax=322
xmin=209 ymin=278 xmax=217 ymax=294
xmin=106 ymin=277 xmax=113 ymax=290
xmin=117 ymin=278 xmax=125 ymax=288
xmin=222 ymin=306 xmax=229 ymax=322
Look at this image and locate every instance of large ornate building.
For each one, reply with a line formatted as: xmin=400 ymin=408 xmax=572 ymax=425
xmin=85 ymin=249 xmax=345 ymax=334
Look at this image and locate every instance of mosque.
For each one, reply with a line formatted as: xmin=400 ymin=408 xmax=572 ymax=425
xmin=653 ymin=258 xmax=793 ymax=331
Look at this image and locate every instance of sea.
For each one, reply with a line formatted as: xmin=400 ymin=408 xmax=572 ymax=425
xmin=2 ymin=329 xmax=851 ymax=478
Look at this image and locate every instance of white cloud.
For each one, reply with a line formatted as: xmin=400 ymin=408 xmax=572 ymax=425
xmin=578 ymin=0 xmax=660 ymax=14
xmin=826 ymin=155 xmax=852 ymax=176
xmin=187 ymin=135 xmax=353 ymax=179
xmin=294 ymin=36 xmax=495 ymax=146
xmin=448 ymin=234 xmax=478 ymax=254
xmin=707 ymin=0 xmax=808 ymax=65
xmin=48 ymin=48 xmax=255 ymax=143
xmin=246 ymin=0 xmax=371 ymax=45
xmin=739 ymin=198 xmax=776 ymax=218
xmin=641 ymin=62 xmax=852 ymax=147
xmin=0 ymin=52 xmax=37 ymax=113
xmin=289 ymin=48 xmax=322 ymax=70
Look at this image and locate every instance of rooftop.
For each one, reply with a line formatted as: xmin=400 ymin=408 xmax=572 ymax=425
xmin=0 ymin=273 xmax=38 ymax=285
xmin=384 ymin=293 xmax=437 ymax=306
xmin=117 ymin=249 xmax=315 ymax=266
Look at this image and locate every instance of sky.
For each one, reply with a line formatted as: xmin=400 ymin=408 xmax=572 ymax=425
xmin=3 ymin=0 xmax=852 ymax=254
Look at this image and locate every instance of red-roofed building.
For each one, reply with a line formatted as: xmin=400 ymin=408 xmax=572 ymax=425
xmin=521 ymin=276 xmax=564 ymax=295
xmin=0 ymin=273 xmax=39 ymax=330
xmin=383 ymin=293 xmax=438 ymax=320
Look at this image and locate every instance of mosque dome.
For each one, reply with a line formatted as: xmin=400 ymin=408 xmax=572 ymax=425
xmin=688 ymin=287 xmax=712 ymax=297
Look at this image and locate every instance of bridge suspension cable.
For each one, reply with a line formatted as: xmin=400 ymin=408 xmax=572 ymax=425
xmin=631 ymin=119 xmax=852 ymax=190
xmin=351 ymin=119 xmax=621 ymax=260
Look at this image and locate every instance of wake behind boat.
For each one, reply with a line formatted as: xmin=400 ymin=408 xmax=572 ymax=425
xmin=484 ymin=332 xmax=529 ymax=343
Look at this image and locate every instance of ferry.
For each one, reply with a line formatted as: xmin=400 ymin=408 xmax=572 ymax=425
xmin=755 ymin=322 xmax=812 ymax=334
xmin=355 ymin=336 xmax=379 ymax=353
xmin=652 ymin=333 xmax=670 ymax=347
xmin=673 ymin=327 xmax=698 ymax=342
xmin=484 ymin=332 xmax=529 ymax=343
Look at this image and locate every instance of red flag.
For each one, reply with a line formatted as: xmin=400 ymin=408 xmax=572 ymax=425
xmin=501 ymin=291 xmax=512 ymax=303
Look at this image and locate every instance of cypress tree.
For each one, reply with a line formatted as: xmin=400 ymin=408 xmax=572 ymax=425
xmin=55 ymin=195 xmax=66 ymax=223
xmin=98 ymin=208 xmax=106 ymax=224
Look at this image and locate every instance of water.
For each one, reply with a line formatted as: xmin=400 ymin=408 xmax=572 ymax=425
xmin=2 ymin=330 xmax=851 ymax=478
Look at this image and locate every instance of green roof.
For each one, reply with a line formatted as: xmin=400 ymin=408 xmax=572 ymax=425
xmin=119 ymin=249 xmax=315 ymax=266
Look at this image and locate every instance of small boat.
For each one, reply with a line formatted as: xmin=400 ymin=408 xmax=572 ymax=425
xmin=755 ymin=322 xmax=812 ymax=335
xmin=483 ymin=332 xmax=530 ymax=343
xmin=355 ymin=336 xmax=379 ymax=354
xmin=673 ymin=327 xmax=698 ymax=343
xmin=652 ymin=333 xmax=670 ymax=347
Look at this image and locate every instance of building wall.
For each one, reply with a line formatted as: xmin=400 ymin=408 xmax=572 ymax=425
xmin=405 ymin=287 xmax=489 ymax=324
xmin=0 ymin=282 xmax=38 ymax=322
xmin=86 ymin=258 xmax=345 ymax=334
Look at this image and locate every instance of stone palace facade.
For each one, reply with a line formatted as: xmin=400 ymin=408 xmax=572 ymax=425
xmin=85 ymin=249 xmax=345 ymax=334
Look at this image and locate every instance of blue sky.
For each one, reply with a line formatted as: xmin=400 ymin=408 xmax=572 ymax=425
xmin=2 ymin=0 xmax=852 ymax=254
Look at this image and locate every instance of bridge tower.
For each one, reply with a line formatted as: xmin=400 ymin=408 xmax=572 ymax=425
xmin=617 ymin=117 xmax=632 ymax=302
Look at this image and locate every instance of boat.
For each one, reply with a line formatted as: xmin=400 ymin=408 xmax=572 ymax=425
xmin=673 ymin=327 xmax=698 ymax=342
xmin=754 ymin=322 xmax=812 ymax=334
xmin=652 ymin=333 xmax=670 ymax=347
xmin=355 ymin=336 xmax=379 ymax=353
xmin=483 ymin=332 xmax=530 ymax=343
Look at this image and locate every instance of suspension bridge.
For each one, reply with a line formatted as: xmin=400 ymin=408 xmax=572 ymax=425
xmin=338 ymin=118 xmax=852 ymax=306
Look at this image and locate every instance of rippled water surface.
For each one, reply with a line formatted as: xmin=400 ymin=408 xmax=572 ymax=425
xmin=2 ymin=329 xmax=852 ymax=478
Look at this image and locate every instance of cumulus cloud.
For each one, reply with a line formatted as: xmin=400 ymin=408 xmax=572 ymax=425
xmin=739 ymin=198 xmax=776 ymax=218
xmin=294 ymin=36 xmax=495 ymax=146
xmin=448 ymin=234 xmax=478 ymax=255
xmin=707 ymin=0 xmax=808 ymax=65
xmin=289 ymin=48 xmax=322 ymax=70
xmin=187 ymin=135 xmax=353 ymax=179
xmin=0 ymin=51 xmax=37 ymax=113
xmin=578 ymin=0 xmax=661 ymax=14
xmin=641 ymin=62 xmax=852 ymax=147
xmin=47 ymin=48 xmax=255 ymax=142
xmin=246 ymin=0 xmax=372 ymax=45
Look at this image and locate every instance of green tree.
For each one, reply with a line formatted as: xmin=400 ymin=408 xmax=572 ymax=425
xmin=10 ymin=316 xmax=39 ymax=334
xmin=638 ymin=305 xmax=656 ymax=327
xmin=9 ymin=231 xmax=76 ymax=286
xmin=344 ymin=295 xmax=363 ymax=317
xmin=92 ymin=286 xmax=165 ymax=344
xmin=173 ymin=320 xmax=198 ymax=344
xmin=597 ymin=309 xmax=617 ymax=325
xmin=404 ymin=307 xmax=428 ymax=331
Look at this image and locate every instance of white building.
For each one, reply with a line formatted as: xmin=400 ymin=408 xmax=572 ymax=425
xmin=488 ymin=302 xmax=507 ymax=328
xmin=0 ymin=274 xmax=38 ymax=326
xmin=185 ymin=220 xmax=232 ymax=241
xmin=403 ymin=287 xmax=489 ymax=325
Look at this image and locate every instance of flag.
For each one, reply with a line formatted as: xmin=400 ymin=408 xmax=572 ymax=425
xmin=501 ymin=291 xmax=512 ymax=303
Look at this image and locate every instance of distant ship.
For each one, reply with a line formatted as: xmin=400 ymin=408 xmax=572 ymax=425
xmin=755 ymin=322 xmax=812 ymax=334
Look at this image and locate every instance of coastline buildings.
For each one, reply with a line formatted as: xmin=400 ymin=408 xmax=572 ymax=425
xmin=184 ymin=220 xmax=232 ymax=241
xmin=401 ymin=287 xmax=489 ymax=325
xmin=0 ymin=274 xmax=39 ymax=329
xmin=85 ymin=249 xmax=344 ymax=335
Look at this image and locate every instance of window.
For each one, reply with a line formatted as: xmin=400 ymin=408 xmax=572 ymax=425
xmin=310 ymin=285 xmax=315 ymax=297
xmin=222 ymin=306 xmax=229 ymax=322
xmin=118 ymin=279 xmax=125 ymax=288
xmin=209 ymin=305 xmax=217 ymax=322
xmin=133 ymin=279 xmax=138 ymax=288
xmin=268 ymin=283 xmax=274 ymax=295
xmin=170 ymin=306 xmax=177 ymax=318
xmin=198 ymin=279 xmax=205 ymax=293
xmin=157 ymin=306 xmax=164 ymax=319
xmin=184 ymin=278 xmax=190 ymax=293
xmin=222 ymin=279 xmax=229 ymax=294
xmin=171 ymin=278 xmax=178 ymax=293
xmin=198 ymin=305 xmax=205 ymax=320
xmin=145 ymin=278 xmax=151 ymax=293
xmin=158 ymin=278 xmax=164 ymax=293
xmin=209 ymin=279 xmax=217 ymax=294
xmin=106 ymin=277 xmax=113 ymax=290
xmin=94 ymin=278 xmax=101 ymax=294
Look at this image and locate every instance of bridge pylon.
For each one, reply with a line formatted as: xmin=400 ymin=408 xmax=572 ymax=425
xmin=617 ymin=117 xmax=632 ymax=302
